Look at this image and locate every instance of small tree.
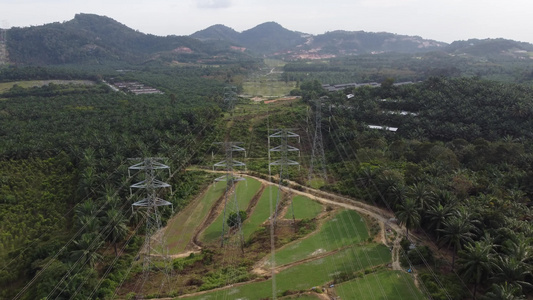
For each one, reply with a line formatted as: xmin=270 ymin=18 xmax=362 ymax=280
xmin=227 ymin=210 xmax=247 ymax=228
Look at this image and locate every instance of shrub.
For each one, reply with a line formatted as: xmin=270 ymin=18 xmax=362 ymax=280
xmin=227 ymin=210 xmax=247 ymax=228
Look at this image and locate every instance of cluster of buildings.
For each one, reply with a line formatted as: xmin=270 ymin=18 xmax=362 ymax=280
xmin=111 ymin=81 xmax=163 ymax=95
xmin=322 ymin=81 xmax=414 ymax=92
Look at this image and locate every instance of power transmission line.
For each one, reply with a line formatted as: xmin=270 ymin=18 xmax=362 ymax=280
xmin=212 ymin=142 xmax=247 ymax=252
xmin=129 ymin=157 xmax=173 ymax=293
xmin=309 ymin=96 xmax=328 ymax=182
xmin=268 ymin=128 xmax=300 ymax=225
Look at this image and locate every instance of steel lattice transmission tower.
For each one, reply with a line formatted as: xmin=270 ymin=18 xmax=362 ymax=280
xmin=129 ymin=158 xmax=173 ymax=286
xmin=213 ymin=142 xmax=247 ymax=251
xmin=309 ymin=96 xmax=328 ymax=181
xmin=223 ymin=85 xmax=238 ymax=111
xmin=268 ymin=129 xmax=300 ymax=223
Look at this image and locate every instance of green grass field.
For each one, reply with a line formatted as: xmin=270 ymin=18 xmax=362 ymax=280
xmin=242 ymin=80 xmax=296 ymax=97
xmin=182 ymin=244 xmax=391 ymax=299
xmin=199 ymin=177 xmax=262 ymax=244
xmin=273 ymin=210 xmax=370 ymax=266
xmin=164 ymin=180 xmax=226 ymax=254
xmin=333 ymin=270 xmax=425 ymax=300
xmin=282 ymin=195 xmax=323 ymax=220
xmin=242 ymin=185 xmax=278 ymax=239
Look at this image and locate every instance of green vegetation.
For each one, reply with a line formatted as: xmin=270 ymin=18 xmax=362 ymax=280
xmin=2 ymin=18 xmax=533 ymax=299
xmin=200 ymin=178 xmax=261 ymax=243
xmin=282 ymin=195 xmax=323 ymax=220
xmin=273 ymin=210 xmax=369 ymax=266
xmin=312 ymin=77 xmax=533 ymax=299
xmin=0 ymin=155 xmax=75 ymax=258
xmin=0 ymin=62 xmax=241 ymax=299
xmin=242 ymin=185 xmax=278 ymax=239
xmin=227 ymin=210 xmax=247 ymax=228
xmin=185 ymin=244 xmax=391 ymax=299
xmin=283 ymin=49 xmax=533 ymax=85
xmin=0 ymin=80 xmax=94 ymax=93
xmin=333 ymin=270 xmax=424 ymax=300
xmin=165 ymin=180 xmax=226 ymax=255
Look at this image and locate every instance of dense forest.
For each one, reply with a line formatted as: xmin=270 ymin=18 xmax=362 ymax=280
xmin=290 ymin=78 xmax=533 ymax=299
xmin=283 ymin=51 xmax=533 ymax=85
xmin=0 ymin=63 xmax=247 ymax=299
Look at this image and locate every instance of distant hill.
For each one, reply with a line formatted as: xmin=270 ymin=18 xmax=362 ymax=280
xmin=192 ymin=22 xmax=447 ymax=59
xmin=238 ymin=22 xmax=307 ymax=54
xmin=287 ymin=30 xmax=447 ymax=59
xmin=192 ymin=21 xmax=306 ymax=55
xmin=446 ymin=38 xmax=533 ymax=58
xmin=191 ymin=24 xmax=241 ymax=44
xmin=5 ymin=14 xmax=533 ymax=65
xmin=6 ymin=14 xmax=252 ymax=65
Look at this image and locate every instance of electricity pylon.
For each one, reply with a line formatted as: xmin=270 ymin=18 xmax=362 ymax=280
xmin=129 ymin=158 xmax=173 ymax=288
xmin=213 ymin=142 xmax=246 ymax=251
xmin=268 ymin=129 xmax=300 ymax=224
xmin=309 ymin=96 xmax=328 ymax=182
xmin=223 ymin=85 xmax=238 ymax=111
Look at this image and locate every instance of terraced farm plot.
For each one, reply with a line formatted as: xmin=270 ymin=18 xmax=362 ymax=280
xmin=282 ymin=195 xmax=323 ymax=220
xmin=273 ymin=209 xmax=369 ymax=266
xmin=333 ymin=270 xmax=425 ymax=300
xmin=164 ymin=180 xmax=226 ymax=254
xmin=199 ymin=177 xmax=262 ymax=244
xmin=242 ymin=185 xmax=279 ymax=239
xmin=183 ymin=244 xmax=391 ymax=299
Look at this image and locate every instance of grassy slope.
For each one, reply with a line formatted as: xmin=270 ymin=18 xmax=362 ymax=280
xmin=242 ymin=185 xmax=278 ymax=240
xmin=200 ymin=177 xmax=262 ymax=244
xmin=164 ymin=180 xmax=226 ymax=255
xmin=333 ymin=270 xmax=425 ymax=300
xmin=183 ymin=244 xmax=391 ymax=299
xmin=273 ymin=209 xmax=369 ymax=266
xmin=282 ymin=195 xmax=323 ymax=220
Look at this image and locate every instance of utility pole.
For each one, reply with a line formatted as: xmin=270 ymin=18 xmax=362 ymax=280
xmin=309 ymin=96 xmax=328 ymax=182
xmin=268 ymin=128 xmax=300 ymax=224
xmin=129 ymin=157 xmax=173 ymax=290
xmin=213 ymin=142 xmax=246 ymax=252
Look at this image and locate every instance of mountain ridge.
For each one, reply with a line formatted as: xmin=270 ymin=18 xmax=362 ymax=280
xmin=5 ymin=14 xmax=533 ymax=65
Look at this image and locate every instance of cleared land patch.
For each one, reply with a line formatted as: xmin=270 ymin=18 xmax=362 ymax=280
xmin=199 ymin=177 xmax=262 ymax=244
xmin=272 ymin=209 xmax=369 ymax=266
xmin=183 ymin=244 xmax=391 ymax=299
xmin=164 ymin=180 xmax=226 ymax=255
xmin=242 ymin=185 xmax=279 ymax=240
xmin=282 ymin=195 xmax=323 ymax=220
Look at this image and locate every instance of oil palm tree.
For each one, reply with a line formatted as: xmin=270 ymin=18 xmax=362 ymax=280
xmin=492 ymin=256 xmax=532 ymax=291
xmin=458 ymin=241 xmax=497 ymax=299
xmin=426 ymin=202 xmax=457 ymax=239
xmin=395 ymin=197 xmax=421 ymax=239
xmin=438 ymin=216 xmax=476 ymax=270
xmin=482 ymin=282 xmax=526 ymax=300
xmin=407 ymin=182 xmax=431 ymax=211
xmin=70 ymin=233 xmax=103 ymax=268
xmin=103 ymin=208 xmax=129 ymax=256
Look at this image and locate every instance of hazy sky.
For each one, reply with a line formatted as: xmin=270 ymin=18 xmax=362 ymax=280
xmin=3 ymin=0 xmax=533 ymax=44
